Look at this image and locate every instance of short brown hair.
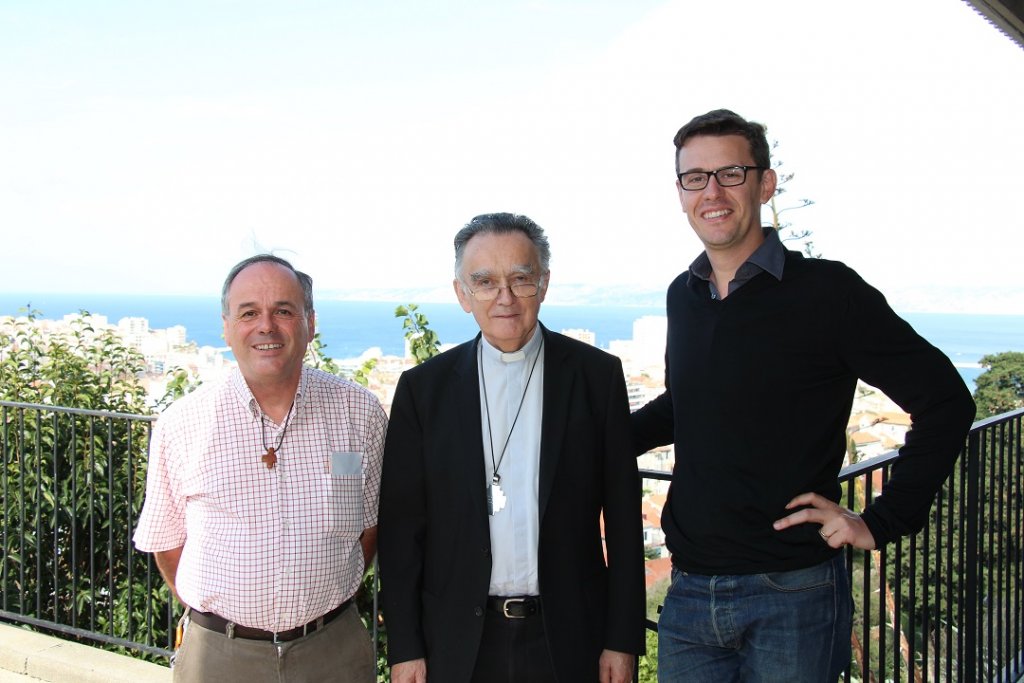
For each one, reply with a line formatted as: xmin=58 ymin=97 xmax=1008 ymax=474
xmin=673 ymin=109 xmax=771 ymax=173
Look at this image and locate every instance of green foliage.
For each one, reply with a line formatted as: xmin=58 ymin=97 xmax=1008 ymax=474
xmin=640 ymin=575 xmax=668 ymax=682
xmin=304 ymin=331 xmax=341 ymax=375
xmin=395 ymin=304 xmax=440 ymax=365
xmin=0 ymin=309 xmax=171 ymax=659
xmin=154 ymin=366 xmax=202 ymax=412
xmin=973 ymin=351 xmax=1024 ymax=418
xmin=638 ymin=628 xmax=659 ymax=683
xmin=352 ymin=358 xmax=378 ymax=388
xmin=1 ymin=310 xmax=147 ymax=411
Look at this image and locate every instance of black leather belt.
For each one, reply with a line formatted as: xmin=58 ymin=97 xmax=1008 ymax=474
xmin=189 ymin=599 xmax=351 ymax=642
xmin=487 ymin=596 xmax=541 ymax=619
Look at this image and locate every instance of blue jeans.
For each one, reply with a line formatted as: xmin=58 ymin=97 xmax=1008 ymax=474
xmin=657 ymin=553 xmax=851 ymax=682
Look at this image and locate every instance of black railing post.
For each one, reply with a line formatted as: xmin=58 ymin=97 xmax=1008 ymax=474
xmin=946 ymin=462 xmax=954 ymax=679
xmin=51 ymin=410 xmax=60 ymax=624
xmin=106 ymin=416 xmax=115 ymax=638
xmin=1008 ymin=414 xmax=1019 ymax=678
xmin=964 ymin=428 xmax=980 ymax=682
xmin=18 ymin=408 xmax=27 ymax=614
xmin=126 ymin=417 xmax=135 ymax=645
xmin=1 ymin=404 xmax=8 ymax=614
xmin=88 ymin=416 xmax=97 ymax=633
xmin=70 ymin=416 xmax=79 ymax=630
xmin=34 ymin=409 xmax=42 ymax=618
xmin=862 ymin=472 xmax=873 ymax=679
xmin=992 ymin=423 xmax=1003 ymax=680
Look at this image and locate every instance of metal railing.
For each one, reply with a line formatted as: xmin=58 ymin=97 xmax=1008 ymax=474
xmin=837 ymin=408 xmax=1023 ymax=683
xmin=2 ymin=399 xmax=1022 ymax=682
xmin=640 ymin=407 xmax=1024 ymax=683
xmin=0 ymin=400 xmax=174 ymax=659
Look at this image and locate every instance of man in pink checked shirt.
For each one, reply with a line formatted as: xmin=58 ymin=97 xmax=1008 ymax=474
xmin=134 ymin=254 xmax=387 ymax=683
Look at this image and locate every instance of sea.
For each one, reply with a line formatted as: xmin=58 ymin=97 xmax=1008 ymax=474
xmin=3 ymin=293 xmax=1023 ymax=392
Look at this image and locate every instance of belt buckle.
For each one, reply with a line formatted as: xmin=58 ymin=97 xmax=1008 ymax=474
xmin=502 ymin=598 xmax=527 ymax=619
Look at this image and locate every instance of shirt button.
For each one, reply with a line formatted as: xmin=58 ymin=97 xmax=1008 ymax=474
xmin=481 ymin=546 xmax=489 ymax=555
xmin=474 ymin=607 xmax=484 ymax=617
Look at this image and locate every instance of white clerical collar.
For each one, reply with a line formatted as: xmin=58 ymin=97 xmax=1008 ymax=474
xmin=479 ymin=326 xmax=542 ymax=364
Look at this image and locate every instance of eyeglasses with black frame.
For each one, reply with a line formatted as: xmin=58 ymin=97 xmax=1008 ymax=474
xmin=677 ymin=165 xmax=767 ymax=191
xmin=461 ymin=278 xmax=544 ymax=301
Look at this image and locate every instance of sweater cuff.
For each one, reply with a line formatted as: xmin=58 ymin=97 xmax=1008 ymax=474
xmin=859 ymin=507 xmax=893 ymax=548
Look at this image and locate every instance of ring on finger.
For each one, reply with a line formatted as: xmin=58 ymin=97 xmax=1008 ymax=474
xmin=819 ymin=529 xmax=830 ymax=541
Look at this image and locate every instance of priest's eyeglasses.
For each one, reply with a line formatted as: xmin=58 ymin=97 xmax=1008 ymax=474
xmin=677 ymin=165 xmax=767 ymax=191
xmin=462 ymin=279 xmax=543 ymax=301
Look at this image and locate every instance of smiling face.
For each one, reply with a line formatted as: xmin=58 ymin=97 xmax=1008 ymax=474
xmin=222 ymin=261 xmax=314 ymax=393
xmin=453 ymin=230 xmax=547 ymax=353
xmin=676 ymin=134 xmax=777 ymax=260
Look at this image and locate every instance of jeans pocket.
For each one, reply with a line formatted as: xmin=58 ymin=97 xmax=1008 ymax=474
xmin=760 ymin=557 xmax=835 ymax=593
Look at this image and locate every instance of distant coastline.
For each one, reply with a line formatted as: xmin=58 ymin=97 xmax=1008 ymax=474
xmin=0 ymin=294 xmax=668 ymax=358
xmin=3 ymin=293 xmax=1022 ymax=392
xmin=6 ymin=280 xmax=1023 ymax=315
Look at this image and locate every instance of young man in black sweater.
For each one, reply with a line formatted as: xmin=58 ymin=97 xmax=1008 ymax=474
xmin=632 ymin=109 xmax=975 ymax=681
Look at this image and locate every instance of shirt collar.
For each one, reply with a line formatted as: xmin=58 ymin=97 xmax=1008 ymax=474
xmin=479 ymin=325 xmax=543 ymax=364
xmin=687 ymin=227 xmax=786 ymax=285
xmin=229 ymin=365 xmax=307 ymax=418
xmin=747 ymin=226 xmax=785 ymax=281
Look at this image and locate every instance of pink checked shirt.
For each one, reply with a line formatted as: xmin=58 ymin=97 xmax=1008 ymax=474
xmin=133 ymin=366 xmax=387 ymax=631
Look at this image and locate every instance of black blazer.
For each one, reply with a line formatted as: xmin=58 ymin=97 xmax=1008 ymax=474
xmin=378 ymin=325 xmax=645 ymax=682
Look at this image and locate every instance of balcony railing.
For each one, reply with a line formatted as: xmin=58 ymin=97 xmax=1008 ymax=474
xmin=2 ymin=398 xmax=1022 ymax=681
xmin=843 ymin=407 xmax=1023 ymax=683
xmin=640 ymin=408 xmax=1023 ymax=683
xmin=0 ymin=399 xmax=172 ymax=659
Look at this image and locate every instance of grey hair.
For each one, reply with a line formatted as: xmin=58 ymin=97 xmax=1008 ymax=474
xmin=453 ymin=213 xmax=551 ymax=282
xmin=221 ymin=254 xmax=314 ymax=316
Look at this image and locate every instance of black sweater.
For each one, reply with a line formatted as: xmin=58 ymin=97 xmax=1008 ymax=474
xmin=632 ymin=250 xmax=976 ymax=574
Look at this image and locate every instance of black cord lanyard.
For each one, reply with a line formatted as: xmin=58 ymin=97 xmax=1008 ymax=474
xmin=259 ymin=402 xmax=294 ymax=470
xmin=479 ymin=336 xmax=544 ymax=485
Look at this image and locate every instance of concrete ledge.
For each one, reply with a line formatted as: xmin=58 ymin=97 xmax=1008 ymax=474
xmin=0 ymin=623 xmax=170 ymax=683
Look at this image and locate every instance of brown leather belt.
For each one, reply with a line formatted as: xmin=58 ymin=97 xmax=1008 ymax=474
xmin=486 ymin=596 xmax=541 ymax=619
xmin=189 ymin=599 xmax=351 ymax=642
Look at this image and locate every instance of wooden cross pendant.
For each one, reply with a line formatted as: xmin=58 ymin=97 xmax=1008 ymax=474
xmin=261 ymin=447 xmax=277 ymax=470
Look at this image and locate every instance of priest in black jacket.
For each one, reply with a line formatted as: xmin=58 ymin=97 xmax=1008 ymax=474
xmin=632 ymin=109 xmax=976 ymax=682
xmin=379 ymin=212 xmax=645 ymax=683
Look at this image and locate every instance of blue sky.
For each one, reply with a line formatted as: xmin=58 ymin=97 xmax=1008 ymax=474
xmin=2 ymin=0 xmax=1023 ymax=313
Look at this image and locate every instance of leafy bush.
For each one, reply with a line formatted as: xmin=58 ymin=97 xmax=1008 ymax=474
xmin=0 ymin=310 xmax=172 ymax=658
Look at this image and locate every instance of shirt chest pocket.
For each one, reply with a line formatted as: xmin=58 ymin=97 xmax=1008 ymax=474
xmin=323 ymin=451 xmax=364 ymax=537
